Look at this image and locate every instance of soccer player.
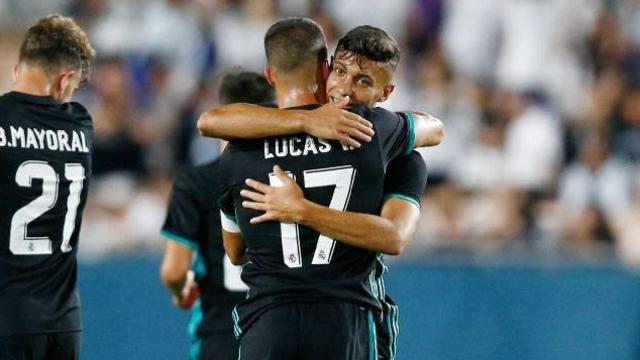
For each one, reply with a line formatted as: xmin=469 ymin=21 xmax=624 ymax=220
xmin=159 ymin=71 xmax=276 ymax=360
xmin=199 ymin=25 xmax=435 ymax=359
xmin=215 ymin=18 xmax=421 ymax=359
xmin=0 ymin=15 xmax=96 ymax=360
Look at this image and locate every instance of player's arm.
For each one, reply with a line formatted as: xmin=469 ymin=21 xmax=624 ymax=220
xmin=160 ymin=241 xmax=196 ymax=307
xmin=197 ymin=98 xmax=375 ymax=148
xmin=159 ymin=170 xmax=202 ymax=309
xmin=220 ymin=211 xmax=249 ymax=265
xmin=407 ymin=112 xmax=444 ymax=147
xmin=241 ymin=160 xmax=426 ymax=255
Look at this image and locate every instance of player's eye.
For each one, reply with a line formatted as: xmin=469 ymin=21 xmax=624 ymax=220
xmin=334 ymin=67 xmax=346 ymax=77
xmin=356 ymin=78 xmax=372 ymax=87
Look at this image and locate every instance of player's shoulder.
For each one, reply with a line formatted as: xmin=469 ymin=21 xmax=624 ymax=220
xmin=176 ymin=158 xmax=222 ymax=192
xmin=61 ymin=101 xmax=93 ymax=128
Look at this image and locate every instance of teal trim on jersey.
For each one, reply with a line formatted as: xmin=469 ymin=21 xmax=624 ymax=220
xmin=384 ymin=193 xmax=421 ymax=208
xmin=193 ymin=251 xmax=207 ymax=277
xmin=404 ymin=112 xmax=416 ymax=155
xmin=160 ymin=229 xmax=199 ymax=251
xmin=232 ymin=306 xmax=243 ymax=339
xmin=368 ymin=310 xmax=378 ymax=360
xmin=188 ymin=299 xmax=203 ymax=360
xmin=386 ymin=302 xmax=399 ymax=359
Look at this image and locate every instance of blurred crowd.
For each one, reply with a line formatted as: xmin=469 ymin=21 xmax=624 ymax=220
xmin=1 ymin=0 xmax=640 ymax=264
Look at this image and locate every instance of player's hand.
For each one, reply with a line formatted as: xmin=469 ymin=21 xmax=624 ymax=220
xmin=302 ymin=97 xmax=375 ymax=148
xmin=173 ymin=270 xmax=200 ymax=309
xmin=241 ymin=165 xmax=308 ymax=224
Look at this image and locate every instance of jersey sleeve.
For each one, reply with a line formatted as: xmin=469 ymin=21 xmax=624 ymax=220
xmin=365 ymin=107 xmax=415 ymax=163
xmin=218 ymin=186 xmax=241 ymax=234
xmin=160 ymin=169 xmax=201 ymax=251
xmin=383 ymin=151 xmax=427 ymax=208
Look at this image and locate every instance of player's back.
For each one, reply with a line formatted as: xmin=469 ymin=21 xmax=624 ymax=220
xmin=0 ymin=91 xmax=93 ymax=336
xmin=163 ymin=159 xmax=247 ymax=336
xmin=218 ymin=104 xmax=413 ymax=334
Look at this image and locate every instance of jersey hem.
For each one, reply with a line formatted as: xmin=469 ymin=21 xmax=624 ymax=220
xmin=160 ymin=229 xmax=199 ymax=251
xmin=383 ymin=193 xmax=420 ymax=208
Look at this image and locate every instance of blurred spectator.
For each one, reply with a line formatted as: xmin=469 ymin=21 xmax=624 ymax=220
xmin=558 ymin=133 xmax=633 ymax=219
xmin=3 ymin=0 xmax=640 ymax=263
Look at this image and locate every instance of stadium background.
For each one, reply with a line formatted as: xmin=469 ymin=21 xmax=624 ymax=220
xmin=2 ymin=0 xmax=640 ymax=359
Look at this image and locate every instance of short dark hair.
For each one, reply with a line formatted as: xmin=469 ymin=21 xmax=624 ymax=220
xmin=264 ymin=18 xmax=326 ymax=73
xmin=219 ymin=71 xmax=275 ymax=105
xmin=19 ymin=15 xmax=96 ymax=85
xmin=335 ymin=25 xmax=400 ymax=73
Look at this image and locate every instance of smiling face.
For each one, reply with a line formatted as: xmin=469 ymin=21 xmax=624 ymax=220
xmin=326 ymin=50 xmax=395 ymax=107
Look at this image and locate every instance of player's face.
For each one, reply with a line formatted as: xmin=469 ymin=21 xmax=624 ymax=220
xmin=326 ymin=50 xmax=394 ymax=107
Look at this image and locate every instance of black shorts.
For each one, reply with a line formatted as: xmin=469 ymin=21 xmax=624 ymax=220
xmin=0 ymin=331 xmax=80 ymax=360
xmin=376 ymin=295 xmax=399 ymax=360
xmin=194 ymin=330 xmax=239 ymax=360
xmin=239 ymin=302 xmax=376 ymax=360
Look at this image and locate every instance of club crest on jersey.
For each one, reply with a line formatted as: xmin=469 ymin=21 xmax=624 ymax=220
xmin=263 ymin=135 xmax=353 ymax=159
xmin=0 ymin=126 xmax=89 ymax=153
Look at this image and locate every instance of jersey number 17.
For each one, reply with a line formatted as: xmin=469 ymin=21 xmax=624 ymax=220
xmin=270 ymin=165 xmax=355 ymax=268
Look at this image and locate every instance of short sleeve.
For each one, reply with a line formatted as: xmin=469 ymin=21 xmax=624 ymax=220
xmin=218 ymin=186 xmax=240 ymax=233
xmin=363 ymin=107 xmax=415 ymax=163
xmin=383 ymin=151 xmax=427 ymax=208
xmin=160 ymin=170 xmax=201 ymax=250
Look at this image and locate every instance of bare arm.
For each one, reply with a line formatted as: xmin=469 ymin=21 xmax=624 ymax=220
xmin=410 ymin=112 xmax=445 ymax=147
xmin=197 ymin=98 xmax=375 ymax=148
xmin=222 ymin=230 xmax=249 ymax=265
xmin=241 ymin=166 xmax=420 ymax=255
xmin=159 ymin=241 xmax=194 ymax=306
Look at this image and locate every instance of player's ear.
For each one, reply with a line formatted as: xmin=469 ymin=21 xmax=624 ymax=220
xmin=377 ymin=84 xmax=395 ymax=103
xmin=263 ymin=67 xmax=276 ymax=87
xmin=12 ymin=64 xmax=19 ymax=82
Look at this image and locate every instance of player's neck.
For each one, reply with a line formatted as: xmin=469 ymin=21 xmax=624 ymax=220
xmin=11 ymin=68 xmax=54 ymax=98
xmin=275 ymin=84 xmax=320 ymax=109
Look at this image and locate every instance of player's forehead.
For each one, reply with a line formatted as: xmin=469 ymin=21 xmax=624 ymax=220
xmin=332 ymin=50 xmax=386 ymax=77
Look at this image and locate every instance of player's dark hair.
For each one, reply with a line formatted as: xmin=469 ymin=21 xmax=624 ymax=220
xmin=19 ymin=15 xmax=96 ymax=85
xmin=335 ymin=25 xmax=400 ymax=73
xmin=219 ymin=71 xmax=275 ymax=105
xmin=264 ymin=18 xmax=327 ymax=73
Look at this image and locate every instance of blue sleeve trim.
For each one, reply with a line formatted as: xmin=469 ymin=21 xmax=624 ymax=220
xmin=160 ymin=229 xmax=199 ymax=251
xmin=404 ymin=112 xmax=416 ymax=155
xmin=384 ymin=193 xmax=421 ymax=209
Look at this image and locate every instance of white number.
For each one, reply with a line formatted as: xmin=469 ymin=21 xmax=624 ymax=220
xmin=61 ymin=164 xmax=85 ymax=253
xmin=9 ymin=161 xmax=85 ymax=255
xmin=269 ymin=171 xmax=302 ymax=268
xmin=223 ymin=254 xmax=249 ymax=291
xmin=270 ymin=165 xmax=356 ymax=268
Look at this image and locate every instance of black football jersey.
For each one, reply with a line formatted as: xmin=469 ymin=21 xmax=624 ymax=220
xmin=161 ymin=159 xmax=248 ymax=337
xmin=0 ymin=92 xmax=93 ymax=336
xmin=218 ymin=104 xmax=415 ymax=336
xmin=374 ymin=150 xmax=428 ymax=302
xmin=383 ymin=150 xmax=427 ymax=207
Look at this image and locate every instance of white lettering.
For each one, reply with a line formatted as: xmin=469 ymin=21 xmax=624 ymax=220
xmin=318 ymin=139 xmax=331 ymax=153
xmin=71 ymin=131 xmax=83 ymax=152
xmin=274 ymin=138 xmax=288 ymax=157
xmin=0 ymin=127 xmax=6 ymax=146
xmin=58 ymin=130 xmax=70 ymax=151
xmin=11 ymin=126 xmax=25 ymax=148
xmin=33 ymin=128 xmax=46 ymax=149
xmin=303 ymin=136 xmax=318 ymax=156
xmin=264 ymin=140 xmax=274 ymax=159
xmin=25 ymin=128 xmax=38 ymax=149
xmin=46 ymin=130 xmax=59 ymax=151
xmin=80 ymin=131 xmax=90 ymax=152
xmin=289 ymin=137 xmax=302 ymax=156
